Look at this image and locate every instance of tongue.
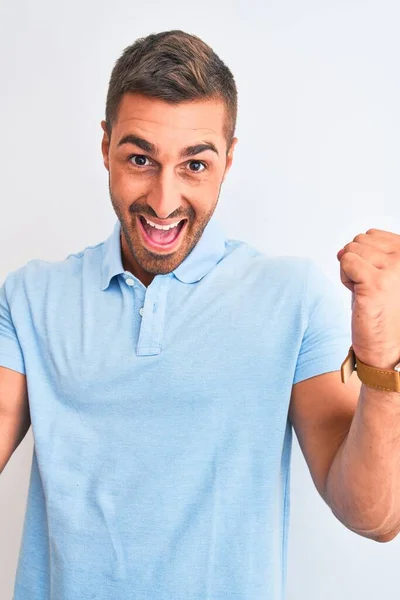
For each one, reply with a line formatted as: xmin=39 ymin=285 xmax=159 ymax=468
xmin=143 ymin=220 xmax=182 ymax=245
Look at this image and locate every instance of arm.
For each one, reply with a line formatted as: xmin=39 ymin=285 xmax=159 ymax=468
xmin=0 ymin=366 xmax=31 ymax=474
xmin=325 ymin=382 xmax=400 ymax=542
xmin=290 ymin=228 xmax=400 ymax=543
xmin=289 ymin=370 xmax=400 ymax=543
xmin=327 ymin=227 xmax=400 ymax=541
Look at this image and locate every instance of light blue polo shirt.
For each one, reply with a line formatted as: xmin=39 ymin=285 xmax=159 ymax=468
xmin=0 ymin=216 xmax=351 ymax=600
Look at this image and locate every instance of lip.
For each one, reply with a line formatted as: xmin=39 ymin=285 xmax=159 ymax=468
xmin=137 ymin=215 xmax=187 ymax=252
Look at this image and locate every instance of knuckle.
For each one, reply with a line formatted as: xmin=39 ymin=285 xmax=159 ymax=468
xmin=344 ymin=241 xmax=358 ymax=253
xmin=353 ymin=233 xmax=365 ymax=243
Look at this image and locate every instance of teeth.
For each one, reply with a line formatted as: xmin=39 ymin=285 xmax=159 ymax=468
xmin=144 ymin=217 xmax=183 ymax=231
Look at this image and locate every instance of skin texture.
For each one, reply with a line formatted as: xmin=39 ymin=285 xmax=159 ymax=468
xmin=336 ymin=229 xmax=400 ymax=369
xmin=101 ymin=93 xmax=238 ymax=287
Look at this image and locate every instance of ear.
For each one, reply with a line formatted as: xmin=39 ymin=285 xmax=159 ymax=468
xmin=101 ymin=120 xmax=110 ymax=171
xmin=222 ymin=137 xmax=238 ymax=182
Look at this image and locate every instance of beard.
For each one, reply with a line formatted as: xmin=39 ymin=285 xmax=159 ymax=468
xmin=108 ymin=179 xmax=220 ymax=277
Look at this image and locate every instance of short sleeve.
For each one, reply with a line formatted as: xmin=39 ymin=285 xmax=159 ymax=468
xmin=293 ymin=259 xmax=351 ymax=384
xmin=0 ymin=273 xmax=26 ymax=375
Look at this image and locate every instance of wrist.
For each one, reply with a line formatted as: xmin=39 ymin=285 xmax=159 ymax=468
xmin=352 ymin=348 xmax=400 ymax=371
xmin=361 ymin=359 xmax=400 ymax=371
xmin=341 ymin=346 xmax=400 ymax=393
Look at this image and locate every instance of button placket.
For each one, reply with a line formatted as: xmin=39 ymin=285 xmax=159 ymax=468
xmin=124 ymin=275 xmax=145 ymax=318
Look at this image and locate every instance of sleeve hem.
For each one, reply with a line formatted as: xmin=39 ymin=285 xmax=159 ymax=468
xmin=293 ymin=354 xmax=346 ymax=385
xmin=0 ymin=352 xmax=26 ymax=375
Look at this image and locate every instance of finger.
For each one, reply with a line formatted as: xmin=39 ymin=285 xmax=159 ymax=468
xmin=339 ymin=263 xmax=355 ymax=294
xmin=339 ymin=241 xmax=389 ymax=269
xmin=339 ymin=252 xmax=377 ymax=288
xmin=354 ymin=231 xmax=400 ymax=255
xmin=365 ymin=228 xmax=400 ymax=240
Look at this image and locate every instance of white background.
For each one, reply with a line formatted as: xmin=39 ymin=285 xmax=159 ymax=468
xmin=0 ymin=0 xmax=399 ymax=598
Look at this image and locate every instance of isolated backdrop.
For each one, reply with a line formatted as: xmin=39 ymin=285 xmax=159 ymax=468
xmin=0 ymin=1 xmax=399 ymax=599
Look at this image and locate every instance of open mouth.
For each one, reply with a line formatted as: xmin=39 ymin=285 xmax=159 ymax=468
xmin=137 ymin=216 xmax=187 ymax=251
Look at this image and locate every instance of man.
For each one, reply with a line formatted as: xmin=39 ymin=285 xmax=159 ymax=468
xmin=1 ymin=29 xmax=400 ymax=600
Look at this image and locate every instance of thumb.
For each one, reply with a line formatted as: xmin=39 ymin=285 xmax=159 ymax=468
xmin=340 ymin=264 xmax=355 ymax=294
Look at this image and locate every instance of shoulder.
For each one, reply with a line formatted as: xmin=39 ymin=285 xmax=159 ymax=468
xmin=2 ymin=237 xmax=106 ymax=302
xmin=235 ymin=239 xmax=313 ymax=287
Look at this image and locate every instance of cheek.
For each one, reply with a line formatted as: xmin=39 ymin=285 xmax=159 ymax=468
xmin=109 ymin=163 xmax=142 ymax=197
xmin=199 ymin=175 xmax=223 ymax=197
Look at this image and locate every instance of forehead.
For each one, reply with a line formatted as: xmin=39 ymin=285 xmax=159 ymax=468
xmin=112 ymin=93 xmax=227 ymax=147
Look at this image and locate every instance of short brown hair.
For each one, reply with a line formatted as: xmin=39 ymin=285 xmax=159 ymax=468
xmin=105 ymin=30 xmax=238 ymax=147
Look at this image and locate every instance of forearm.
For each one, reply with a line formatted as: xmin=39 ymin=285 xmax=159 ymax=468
xmin=0 ymin=412 xmax=31 ymax=475
xmin=325 ymin=383 xmax=400 ymax=541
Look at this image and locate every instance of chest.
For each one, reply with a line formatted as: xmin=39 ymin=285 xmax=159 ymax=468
xmin=21 ymin=274 xmax=303 ymax=442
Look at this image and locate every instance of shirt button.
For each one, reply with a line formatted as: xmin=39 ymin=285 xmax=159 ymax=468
xmin=139 ymin=308 xmax=144 ymax=316
xmin=126 ymin=278 xmax=135 ymax=286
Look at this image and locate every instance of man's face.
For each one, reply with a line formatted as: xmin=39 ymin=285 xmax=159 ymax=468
xmin=101 ymin=93 xmax=237 ymax=287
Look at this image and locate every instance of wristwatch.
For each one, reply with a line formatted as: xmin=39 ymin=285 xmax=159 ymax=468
xmin=341 ymin=346 xmax=400 ymax=393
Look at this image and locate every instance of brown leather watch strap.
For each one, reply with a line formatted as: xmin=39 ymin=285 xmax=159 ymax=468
xmin=341 ymin=346 xmax=400 ymax=392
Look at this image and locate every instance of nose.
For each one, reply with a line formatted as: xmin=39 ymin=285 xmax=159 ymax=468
xmin=146 ymin=168 xmax=182 ymax=220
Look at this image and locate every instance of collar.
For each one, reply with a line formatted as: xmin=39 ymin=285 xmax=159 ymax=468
xmin=101 ymin=216 xmax=227 ymax=290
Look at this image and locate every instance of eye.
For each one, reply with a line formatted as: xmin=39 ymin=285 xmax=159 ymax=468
xmin=188 ymin=160 xmax=206 ymax=172
xmin=128 ymin=155 xmax=152 ymax=167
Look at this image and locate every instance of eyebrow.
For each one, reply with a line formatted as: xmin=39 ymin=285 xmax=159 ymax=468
xmin=116 ymin=134 xmax=219 ymax=158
